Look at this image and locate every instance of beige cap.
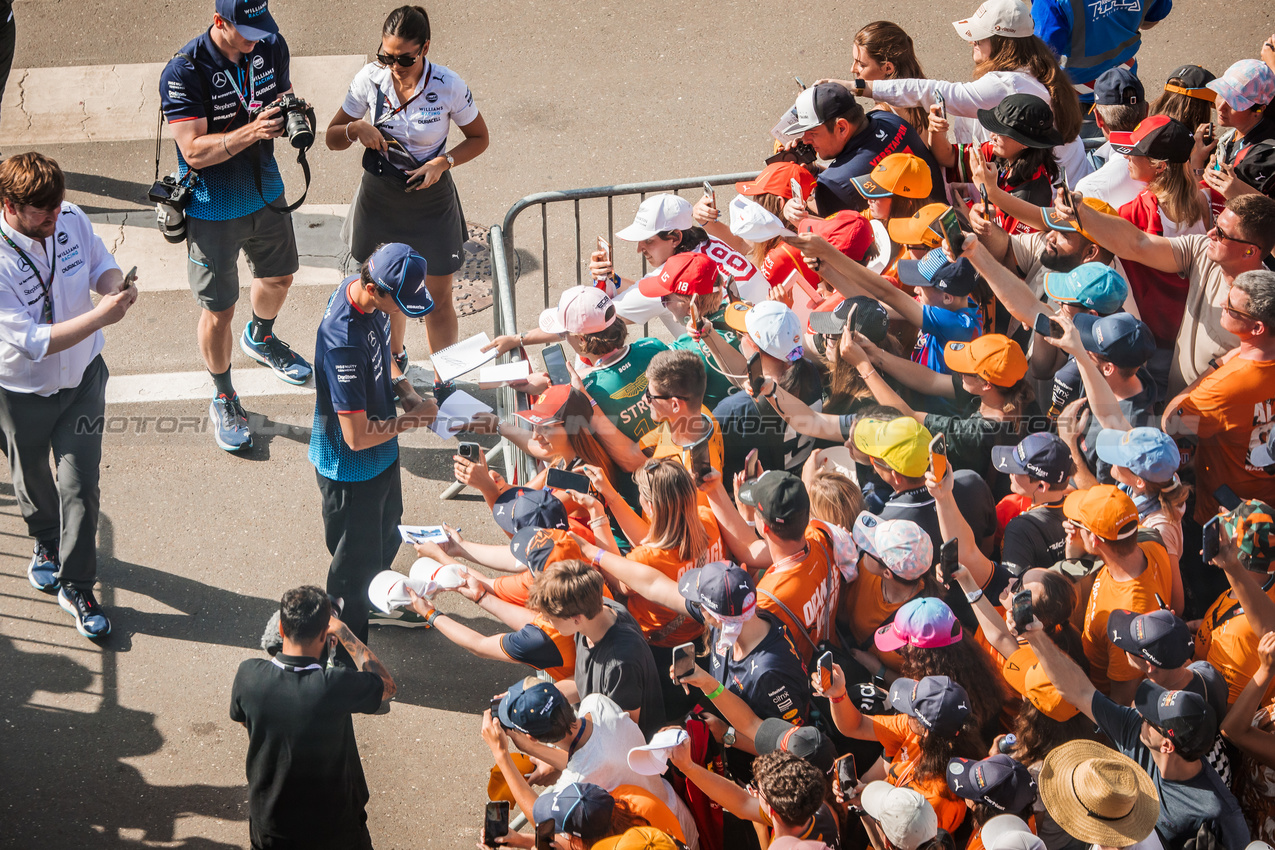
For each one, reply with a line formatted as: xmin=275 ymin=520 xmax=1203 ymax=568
xmin=953 ymin=0 xmax=1034 ymax=41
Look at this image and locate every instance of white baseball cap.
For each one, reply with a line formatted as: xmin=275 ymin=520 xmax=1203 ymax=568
xmin=539 ymin=286 xmax=618 ymax=335
xmin=626 ymin=728 xmax=688 ymax=775
xmin=616 ymin=194 xmax=695 ymax=241
xmin=730 ymin=196 xmax=795 ymax=242
xmin=745 ymin=300 xmax=804 ymax=362
xmin=952 ymin=0 xmax=1034 ymax=42
xmin=861 ymin=781 xmax=938 ymax=850
xmin=979 ymin=815 xmax=1044 ymax=850
xmin=367 ymin=570 xmax=431 ymax=615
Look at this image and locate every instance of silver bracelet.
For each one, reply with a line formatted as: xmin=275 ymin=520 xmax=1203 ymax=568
xmin=345 ymin=123 xmax=354 ymax=143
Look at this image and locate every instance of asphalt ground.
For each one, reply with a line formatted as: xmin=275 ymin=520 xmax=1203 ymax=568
xmin=1 ymin=1 xmax=1272 ymax=847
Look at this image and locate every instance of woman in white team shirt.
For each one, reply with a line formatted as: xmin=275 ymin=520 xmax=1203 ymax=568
xmin=325 ymin=5 xmax=489 ymax=380
xmin=825 ymin=0 xmax=1089 ymax=186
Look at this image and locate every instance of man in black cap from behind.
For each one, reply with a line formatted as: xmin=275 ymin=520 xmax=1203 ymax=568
xmin=994 ymin=432 xmax=1076 ymax=574
xmin=1076 ymin=66 xmax=1149 ymax=207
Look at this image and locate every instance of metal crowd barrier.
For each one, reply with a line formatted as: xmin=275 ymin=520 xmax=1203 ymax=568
xmin=438 ymin=172 xmax=758 ymax=499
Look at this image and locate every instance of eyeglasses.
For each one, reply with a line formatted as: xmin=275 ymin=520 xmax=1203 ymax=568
xmin=1224 ymin=299 xmax=1259 ymax=321
xmin=643 ymin=387 xmax=684 ymax=403
xmin=1210 ymin=224 xmax=1262 ymax=249
xmin=375 ymin=46 xmax=423 ymax=67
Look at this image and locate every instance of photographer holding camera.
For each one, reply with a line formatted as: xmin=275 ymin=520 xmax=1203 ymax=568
xmin=158 ymin=0 xmax=315 ymax=453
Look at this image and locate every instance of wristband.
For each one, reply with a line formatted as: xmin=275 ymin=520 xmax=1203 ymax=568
xmin=830 ymin=693 xmax=848 ymax=703
xmin=965 ymin=588 xmax=984 ymax=604
xmin=592 ymin=549 xmax=605 ymax=568
xmin=858 ymin=369 xmax=877 ymax=380
xmin=222 ymin=134 xmax=231 ymax=156
xmin=345 ymin=123 xmax=354 ymax=143
xmin=474 ymin=588 xmax=489 ymax=604
xmin=425 ymin=609 xmax=440 ymax=627
xmin=706 ymin=683 xmax=726 ymax=700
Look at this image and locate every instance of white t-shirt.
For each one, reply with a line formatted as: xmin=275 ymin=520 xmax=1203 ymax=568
xmin=341 ymin=60 xmax=478 ymax=160
xmin=555 ymin=694 xmax=700 ymax=848
xmin=1075 ymin=151 xmax=1143 ymax=209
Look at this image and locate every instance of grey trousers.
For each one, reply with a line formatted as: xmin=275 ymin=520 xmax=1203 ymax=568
xmin=0 ymin=355 xmax=107 ymax=588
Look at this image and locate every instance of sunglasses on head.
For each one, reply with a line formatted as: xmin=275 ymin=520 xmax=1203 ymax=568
xmin=376 ymin=46 xmax=422 ymax=67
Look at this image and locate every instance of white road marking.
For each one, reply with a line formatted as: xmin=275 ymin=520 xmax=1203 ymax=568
xmin=105 ymin=369 xmax=314 ymax=404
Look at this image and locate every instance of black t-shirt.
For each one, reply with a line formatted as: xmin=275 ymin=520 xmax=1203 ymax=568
xmin=574 ymin=600 xmax=667 ymax=738
xmin=714 ymin=382 xmax=822 ymax=484
xmin=229 ymin=654 xmax=384 ymax=848
xmin=814 ymin=110 xmax=944 ymax=214
xmin=1001 ymin=502 xmax=1068 ymax=574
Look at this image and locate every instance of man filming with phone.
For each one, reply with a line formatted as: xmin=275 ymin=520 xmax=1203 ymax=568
xmin=159 ymin=0 xmax=314 ymax=453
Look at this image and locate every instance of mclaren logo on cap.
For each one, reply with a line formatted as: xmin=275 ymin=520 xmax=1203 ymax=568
xmin=949 ymin=343 xmax=966 ymax=351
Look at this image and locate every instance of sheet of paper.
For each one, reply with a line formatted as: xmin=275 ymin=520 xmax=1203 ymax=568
xmin=430 ymin=390 xmax=493 ymax=439
xmin=398 ymin=525 xmax=450 ymax=545
xmin=477 ymin=359 xmax=531 ymax=388
xmin=429 ymin=332 xmax=498 ymax=383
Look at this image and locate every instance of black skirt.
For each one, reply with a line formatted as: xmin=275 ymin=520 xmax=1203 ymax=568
xmin=348 ymin=168 xmax=466 ymax=276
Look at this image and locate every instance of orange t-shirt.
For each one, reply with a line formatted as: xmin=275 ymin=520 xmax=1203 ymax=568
xmin=496 ymin=613 xmax=577 ymax=681
xmin=612 ymin=785 xmax=686 ymax=843
xmin=1177 ymin=356 xmax=1275 ymax=523
xmin=625 ymin=507 xmax=724 ymax=647
xmin=872 ymin=714 xmax=967 ymax=835
xmin=1082 ymin=539 xmax=1173 ymax=694
xmin=1195 ymin=576 xmax=1275 ymax=704
xmin=837 ymin=568 xmax=913 ymax=672
xmin=757 ymin=523 xmax=839 ymax=662
xmin=491 ymin=526 xmax=600 ymax=608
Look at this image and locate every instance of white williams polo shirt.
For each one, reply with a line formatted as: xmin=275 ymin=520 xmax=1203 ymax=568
xmin=0 ymin=203 xmax=119 ymax=395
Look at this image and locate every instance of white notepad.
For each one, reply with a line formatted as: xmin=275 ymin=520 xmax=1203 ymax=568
xmin=477 ymin=359 xmax=532 ymax=388
xmin=430 ymin=332 xmax=498 ymax=383
xmin=430 ymin=390 xmax=493 ymax=439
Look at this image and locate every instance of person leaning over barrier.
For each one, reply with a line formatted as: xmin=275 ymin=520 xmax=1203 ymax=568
xmin=0 ymin=152 xmax=138 ymax=639
xmin=158 ymin=0 xmax=314 ymax=453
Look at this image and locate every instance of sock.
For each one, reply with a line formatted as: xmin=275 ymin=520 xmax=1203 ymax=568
xmin=251 ymin=313 xmax=275 ymax=343
xmin=211 ymin=367 xmax=235 ymax=397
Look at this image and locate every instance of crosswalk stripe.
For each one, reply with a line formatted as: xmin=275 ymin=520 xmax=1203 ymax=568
xmin=105 ymin=368 xmax=313 ymax=404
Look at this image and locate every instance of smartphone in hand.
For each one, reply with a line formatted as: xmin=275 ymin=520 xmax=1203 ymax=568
xmin=929 ymin=433 xmax=948 ymax=481
xmin=1202 ymin=515 xmax=1221 ymax=563
xmin=790 ymin=177 xmax=804 ymax=205
xmin=542 ymin=343 xmax=572 ymax=386
xmin=935 ymin=91 xmax=947 ymax=120
xmin=1011 ymin=590 xmax=1034 ymax=632
xmin=672 ymin=641 xmax=696 ymax=683
xmin=929 ymin=206 xmax=963 ymax=250
xmin=121 ymin=265 xmax=138 ymax=290
xmin=1033 ymin=312 xmax=1065 ymax=339
xmin=535 ymin=819 xmax=555 ymax=850
xmin=816 ymin=651 xmax=834 ymax=692
xmin=747 ymin=352 xmax=766 ymax=398
xmin=939 ymin=538 xmax=959 ymax=588
xmin=458 ymin=441 xmax=482 ymax=462
xmin=744 ymin=448 xmax=763 ymax=481
xmin=545 ymin=467 xmax=590 ymax=494
xmin=835 ymin=753 xmax=857 ymax=791
xmin=483 ymin=801 xmax=510 ymax=846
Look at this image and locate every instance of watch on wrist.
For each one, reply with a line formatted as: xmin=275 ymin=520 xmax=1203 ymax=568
xmin=722 ymin=725 xmax=737 ymax=747
xmin=853 ymin=78 xmax=866 ymax=95
xmin=444 ymin=153 xmax=455 ymax=168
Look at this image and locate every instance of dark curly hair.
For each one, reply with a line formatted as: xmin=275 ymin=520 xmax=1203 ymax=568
xmin=902 ymin=637 xmax=1010 ymax=742
xmin=754 ymin=751 xmax=826 ymax=828
xmin=1010 ymin=700 xmax=1106 ymax=766
xmin=913 ymin=715 xmax=986 ymax=786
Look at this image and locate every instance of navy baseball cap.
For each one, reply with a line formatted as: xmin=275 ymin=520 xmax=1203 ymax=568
xmin=991 ymin=432 xmax=1073 ymax=485
xmin=215 ymin=0 xmax=279 ymax=41
xmin=678 ymin=561 xmax=756 ymax=618
xmin=1134 ymin=681 xmax=1216 ymax=757
xmin=739 ymin=470 xmax=810 ymax=528
xmin=1092 ymin=67 xmax=1144 ymax=107
xmin=1073 ymin=313 xmax=1154 ymax=368
xmin=888 ymin=676 xmax=970 ymax=737
xmin=1107 ymin=608 xmax=1194 ymax=669
xmin=492 ymin=488 xmax=569 ymax=535
xmin=946 ymin=754 xmax=1037 ymax=813
xmin=533 ymin=783 xmax=614 ymax=838
xmin=897 ymin=249 xmax=978 ymax=298
xmin=366 ymin=243 xmax=434 ymax=318
xmin=509 ymin=527 xmax=586 ymax=573
xmin=498 ymin=678 xmax=565 ymax=737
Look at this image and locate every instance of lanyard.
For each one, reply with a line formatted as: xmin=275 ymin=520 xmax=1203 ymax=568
xmin=374 ymin=62 xmax=431 ymax=128
xmin=1 ymin=230 xmax=53 ymax=323
xmin=225 ymin=57 xmax=259 ymax=111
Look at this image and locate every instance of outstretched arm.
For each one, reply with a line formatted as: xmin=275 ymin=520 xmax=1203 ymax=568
xmin=1064 ymin=190 xmax=1180 ymax=273
xmin=782 ymin=234 xmax=924 ymax=327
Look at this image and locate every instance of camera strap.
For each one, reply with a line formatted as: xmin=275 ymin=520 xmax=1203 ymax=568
xmin=253 ymin=120 xmax=315 ymax=215
xmin=154 ymin=52 xmax=205 ymax=185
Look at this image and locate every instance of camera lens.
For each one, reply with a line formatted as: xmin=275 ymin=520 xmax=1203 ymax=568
xmin=285 ymin=110 xmax=313 ymax=150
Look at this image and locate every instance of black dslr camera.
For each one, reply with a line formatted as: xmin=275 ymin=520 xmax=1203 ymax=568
xmin=765 ymin=140 xmax=818 ymax=167
xmin=148 ymin=170 xmax=198 ymax=244
xmin=251 ymin=93 xmax=316 ymax=151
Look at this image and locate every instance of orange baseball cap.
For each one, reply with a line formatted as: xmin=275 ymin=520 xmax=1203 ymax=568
xmin=799 ymin=210 xmax=875 ymax=262
xmin=592 ymin=827 xmax=681 ymax=850
xmin=887 ymin=203 xmax=948 ymax=249
xmin=736 ymin=162 xmax=817 ymax=200
xmin=761 ymin=242 xmax=822 ymax=288
xmin=1040 ymin=197 xmax=1118 ymax=244
xmin=1063 ymin=484 xmax=1140 ymax=540
xmin=1002 ymin=647 xmax=1080 ymax=722
xmin=943 ymin=335 xmax=1028 ymax=388
xmin=850 ymin=153 xmax=934 ymax=199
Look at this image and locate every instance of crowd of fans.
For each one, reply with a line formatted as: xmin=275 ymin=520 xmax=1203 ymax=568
xmin=239 ymin=2 xmax=1275 ymax=848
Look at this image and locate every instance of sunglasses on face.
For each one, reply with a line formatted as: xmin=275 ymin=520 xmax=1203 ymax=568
xmin=376 ymin=46 xmax=423 ymax=67
xmin=643 ymin=387 xmax=684 ymax=403
xmin=1224 ymin=299 xmax=1259 ymax=321
xmin=1211 ymin=224 xmax=1261 ymax=249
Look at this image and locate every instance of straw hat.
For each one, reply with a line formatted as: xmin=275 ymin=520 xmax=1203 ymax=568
xmin=1038 ymin=740 xmax=1159 ymax=847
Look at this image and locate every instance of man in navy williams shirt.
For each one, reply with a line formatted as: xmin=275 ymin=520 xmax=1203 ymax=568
xmin=159 ymin=0 xmax=313 ymax=453
xmin=781 ymin=83 xmax=944 ymax=219
xmin=310 ymin=243 xmax=436 ymax=646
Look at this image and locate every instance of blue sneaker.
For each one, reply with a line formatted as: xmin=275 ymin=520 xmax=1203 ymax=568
xmin=27 ymin=540 xmax=59 ymax=592
xmin=58 ymin=585 xmax=111 ymax=639
xmin=240 ymin=325 xmax=313 ymax=385
xmin=209 ymin=393 xmax=252 ymax=452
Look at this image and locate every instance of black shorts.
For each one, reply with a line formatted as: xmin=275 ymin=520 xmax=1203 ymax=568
xmin=186 ymin=206 xmax=300 ymax=312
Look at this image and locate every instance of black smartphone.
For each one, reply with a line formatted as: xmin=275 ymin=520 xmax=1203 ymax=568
xmin=535 ymin=819 xmax=555 ymax=850
xmin=1011 ymin=590 xmax=1034 ymax=631
xmin=929 ymin=206 xmax=962 ymax=249
xmin=546 ymin=467 xmax=590 ymax=494
xmin=939 ymin=538 xmax=959 ymax=588
xmin=484 ymin=801 xmax=510 ymax=845
xmin=672 ymin=641 xmax=696 ymax=682
xmin=1033 ymin=312 xmax=1065 ymax=339
xmin=978 ymin=183 xmax=992 ymax=219
xmin=458 ymin=441 xmax=482 ymax=462
xmin=490 ymin=695 xmax=503 ymax=715
xmin=542 ymin=343 xmax=571 ymax=386
xmin=1202 ymin=515 xmax=1221 ymax=564
xmin=835 ymin=753 xmax=857 ymax=791
xmin=688 ymin=430 xmax=714 ymax=488
xmin=747 ymin=352 xmax=766 ymax=397
xmin=1202 ymin=124 xmax=1214 ymax=146
xmin=1054 ymin=165 xmax=1074 ymax=209
xmin=1215 ymin=485 xmax=1242 ymax=511
xmin=744 ymin=448 xmax=763 ymax=481
xmin=122 ymin=265 xmax=138 ymax=290
xmin=816 ymin=650 xmax=834 ymax=692
xmin=929 ymin=433 xmax=948 ymax=481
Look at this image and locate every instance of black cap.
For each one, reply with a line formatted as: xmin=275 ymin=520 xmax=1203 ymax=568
xmin=946 ymin=754 xmax=1037 ymax=813
xmin=677 ymin=561 xmax=756 ymax=618
xmin=977 ymin=94 xmax=1064 ymax=149
xmin=1073 ymin=313 xmax=1155 ymax=369
xmin=1164 ymin=64 xmax=1217 ymax=94
xmin=738 ymin=470 xmax=810 ymax=528
xmin=791 ymin=83 xmax=859 ymax=133
xmin=754 ymin=718 xmax=837 ymax=773
xmin=1134 ymin=681 xmax=1216 ymax=758
xmin=1235 ymin=142 xmax=1275 ymax=196
xmin=888 ymin=675 xmax=971 ymax=737
xmin=991 ymin=432 xmax=1074 ymax=485
xmin=807 ymin=295 xmax=890 ymax=343
xmin=1109 ymin=115 xmax=1194 ymax=163
xmin=1107 ymin=608 xmax=1194 ymax=669
xmin=1093 ymin=66 xmax=1145 ymax=106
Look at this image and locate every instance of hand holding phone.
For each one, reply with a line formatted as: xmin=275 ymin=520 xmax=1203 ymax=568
xmin=484 ymin=801 xmax=510 ymax=846
xmin=938 ymin=538 xmax=959 ymax=589
xmin=835 ymin=753 xmax=857 ymax=793
xmin=816 ymin=651 xmax=834 ymax=692
xmin=1011 ymin=590 xmax=1034 ymax=632
xmin=1033 ymin=312 xmax=1065 ymax=339
xmin=935 ymin=91 xmax=947 ymax=120
xmin=672 ymin=641 xmax=696 ymax=684
xmin=789 ymin=177 xmax=804 ymax=205
xmin=597 ymin=236 xmax=611 ymax=265
xmin=929 ymin=206 xmax=963 ymax=251
xmin=978 ymin=183 xmax=992 ymax=219
xmin=458 ymin=441 xmax=482 ymax=462
xmin=929 ymin=433 xmax=948 ymax=481
xmin=744 ymin=448 xmax=763 ymax=481
xmin=545 ymin=467 xmax=591 ymax=494
xmin=121 ymin=265 xmax=138 ymax=290
xmin=1202 ymin=516 xmax=1221 ymax=564
xmin=535 ymin=820 xmax=555 ymax=850
xmin=747 ymin=352 xmax=767 ymax=398
xmin=542 ymin=343 xmax=572 ymax=386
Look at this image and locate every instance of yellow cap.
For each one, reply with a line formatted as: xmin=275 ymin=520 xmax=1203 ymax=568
xmin=853 ymin=416 xmax=933 ymax=478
